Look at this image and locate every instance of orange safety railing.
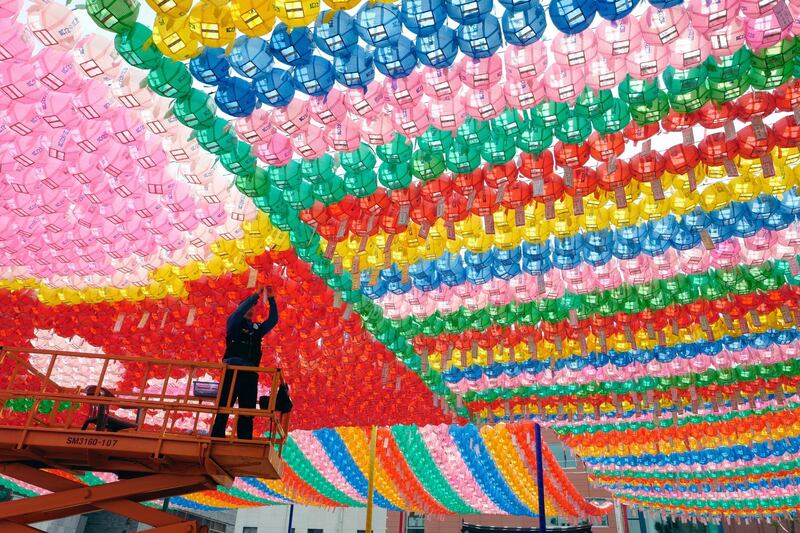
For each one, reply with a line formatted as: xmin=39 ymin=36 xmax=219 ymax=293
xmin=0 ymin=346 xmax=289 ymax=454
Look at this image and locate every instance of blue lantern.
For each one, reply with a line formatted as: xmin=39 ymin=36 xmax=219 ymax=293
xmin=446 ymin=0 xmax=492 ymax=24
xmin=355 ymin=3 xmax=403 ymax=47
xmin=457 ymin=16 xmax=502 ymax=59
xmin=270 ymin=23 xmax=314 ymax=66
xmin=292 ymin=56 xmax=335 ymax=96
xmin=314 ymin=10 xmax=358 ymax=57
xmin=416 ymin=25 xmax=458 ymax=68
xmin=215 ymin=77 xmax=257 ymax=117
xmin=374 ymin=36 xmax=417 ymax=78
xmin=254 ymin=68 xmax=295 ymax=107
xmin=228 ymin=36 xmax=274 ymax=80
xmin=548 ymin=0 xmax=596 ymax=34
xmin=401 ymin=0 xmax=447 ymax=37
xmin=595 ymin=0 xmax=638 ymax=20
xmin=501 ymin=4 xmax=546 ymax=46
xmin=189 ymin=47 xmax=229 ymax=85
xmin=498 ymin=0 xmax=536 ymax=12
xmin=648 ymin=0 xmax=683 ymax=7
xmin=333 ymin=46 xmax=375 ymax=89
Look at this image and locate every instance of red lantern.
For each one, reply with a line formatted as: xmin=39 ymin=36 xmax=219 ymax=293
xmin=629 ymin=151 xmax=666 ymax=199
xmin=736 ymin=124 xmax=775 ymax=159
xmin=501 ymin=180 xmax=532 ymax=226
xmin=554 ymin=142 xmax=590 ymax=168
xmin=774 ymin=79 xmax=800 ymax=111
xmin=453 ymin=168 xmax=485 ymax=209
xmin=696 ymin=101 xmax=735 ymax=129
xmin=596 ymin=160 xmax=631 ymax=207
xmin=531 ymin=173 xmax=564 ymax=219
xmin=587 ymin=131 xmax=625 ymax=162
xmin=664 ymin=143 xmax=700 ymax=174
xmin=562 ymin=167 xmax=598 ymax=215
xmin=623 ymin=121 xmax=659 ymax=142
xmin=470 ymin=186 xmax=499 ymax=233
xmin=661 ymin=110 xmax=698 ymax=132
xmin=409 ymin=195 xmax=439 ymax=237
xmin=698 ymin=132 xmax=738 ymax=166
xmin=519 ymin=150 xmax=554 ymax=179
xmin=736 ymin=91 xmax=776 ymax=121
xmin=773 ymin=116 xmax=800 ymax=148
xmin=483 ymin=161 xmax=519 ymax=202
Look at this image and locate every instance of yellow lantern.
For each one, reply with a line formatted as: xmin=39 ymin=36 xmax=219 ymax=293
xmin=273 ymin=0 xmax=320 ymax=28
xmin=145 ymin=0 xmax=192 ymax=18
xmin=153 ymin=14 xmax=201 ymax=60
xmin=231 ymin=0 xmax=276 ymax=36
xmin=188 ymin=3 xmax=237 ymax=48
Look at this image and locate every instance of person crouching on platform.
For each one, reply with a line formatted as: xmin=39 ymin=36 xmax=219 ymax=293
xmin=211 ymin=286 xmax=278 ymax=440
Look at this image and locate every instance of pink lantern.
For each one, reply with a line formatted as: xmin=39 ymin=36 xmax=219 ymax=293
xmin=745 ymin=12 xmax=792 ymax=49
xmin=463 ymin=84 xmax=505 ymax=120
xmin=73 ymin=118 xmax=110 ymax=154
xmin=584 ymin=55 xmax=625 ymax=90
xmin=179 ymin=154 xmax=217 ymax=185
xmin=688 ymin=0 xmax=739 ymax=34
xmin=234 ymin=108 xmax=274 ymax=144
xmin=33 ymin=47 xmax=81 ymax=93
xmin=26 ymin=1 xmax=81 ymax=50
xmin=741 ymin=0 xmax=780 ymax=17
xmin=46 ymin=129 xmax=82 ymax=165
xmin=0 ymin=62 xmax=42 ymax=103
xmin=163 ymin=181 xmax=196 ymax=212
xmin=143 ymin=95 xmax=183 ymax=137
xmin=626 ymin=41 xmax=669 ymax=80
xmin=131 ymin=192 xmax=162 ymax=219
xmin=391 ymin=105 xmax=430 ymax=137
xmin=0 ymin=0 xmax=21 ymax=19
xmin=165 ymin=136 xmax=201 ymax=163
xmin=596 ymin=17 xmax=642 ymax=58
xmin=325 ymin=120 xmax=361 ymax=152
xmin=68 ymin=152 xmax=104 ymax=184
xmin=108 ymin=109 xmax=146 ymax=145
xmin=361 ymin=113 xmax=394 ymax=145
xmin=74 ymin=34 xmax=120 ymax=80
xmin=459 ymin=55 xmax=502 ymax=89
xmin=196 ymin=198 xmax=227 ymax=228
xmin=383 ymin=71 xmax=424 ymax=109
xmin=11 ymin=134 xmax=47 ymax=169
xmin=668 ymin=26 xmax=711 ymax=69
xmin=112 ymin=68 xmax=154 ymax=109
xmin=553 ymin=31 xmax=598 ymax=70
xmin=504 ymin=42 xmax=548 ymax=81
xmin=0 ymin=102 xmax=44 ymax=138
xmin=308 ymin=88 xmax=347 ymax=125
xmin=272 ymin=99 xmax=311 ymax=135
xmin=0 ymin=19 xmax=33 ymax=64
xmin=504 ymin=77 xmax=544 ymax=109
xmin=73 ymin=79 xmax=114 ymax=120
xmin=428 ymin=96 xmax=467 ymax=131
xmin=421 ymin=66 xmax=461 ymax=98
xmin=255 ymin=133 xmax=293 ymax=165
xmin=641 ymin=6 xmax=689 ymax=46
xmin=168 ymin=208 xmax=200 ymax=232
xmin=291 ymin=124 xmax=328 ymax=159
xmin=37 ymin=91 xmax=82 ymax=130
xmin=133 ymin=135 xmax=168 ymax=171
xmin=708 ymin=16 xmax=746 ymax=57
xmin=543 ymin=63 xmax=584 ymax=102
xmin=98 ymin=142 xmax=135 ymax=180
xmin=346 ymin=83 xmax=386 ymax=118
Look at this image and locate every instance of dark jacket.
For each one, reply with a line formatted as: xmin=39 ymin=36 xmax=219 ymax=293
xmin=223 ymin=293 xmax=278 ymax=367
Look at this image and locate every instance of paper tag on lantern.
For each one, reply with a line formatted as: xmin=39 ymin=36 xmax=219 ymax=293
xmin=186 ymin=306 xmax=196 ymax=326
xmin=723 ymin=313 xmax=734 ymax=330
xmin=515 ymin=208 xmax=525 ymax=227
xmin=682 ymin=128 xmax=695 ymax=145
xmin=460 ymin=348 xmax=467 ymax=367
xmin=335 ymin=219 xmax=347 ymax=240
xmin=113 ymin=313 xmax=125 ymax=333
xmin=324 ymin=240 xmax=336 ymax=259
xmin=775 ymin=0 xmax=793 ymax=29
xmin=496 ymin=182 xmax=507 ymax=204
xmin=246 ymin=267 xmax=258 ymax=288
xmin=395 ymin=376 xmax=402 ymax=391
xmin=646 ymin=322 xmax=656 ymax=340
xmin=724 ymin=121 xmax=736 ymax=141
xmin=467 ymin=189 xmax=476 ymax=210
xmin=334 ymin=257 xmax=343 ymax=275
xmin=723 ymin=156 xmax=739 ymax=176
xmin=740 ymin=318 xmax=750 ymax=334
xmin=456 ymin=395 xmax=463 ymax=409
xmin=536 ymin=274 xmax=545 ymax=294
xmin=484 ymin=214 xmax=495 ymax=234
xmin=532 ymin=177 xmax=544 ymax=196
xmin=401 ymin=267 xmax=409 ymax=284
xmin=398 ymin=203 xmax=410 ymax=225
xmin=750 ymin=309 xmax=762 ymax=326
xmin=486 ymin=347 xmax=494 ymax=366
xmin=418 ymin=221 xmax=430 ymax=239
xmin=563 ymin=166 xmax=573 ymax=188
xmin=545 ymin=200 xmax=555 ymax=220
xmin=794 ymin=106 xmax=800 ymax=123
xmin=358 ymin=234 xmax=369 ymax=253
xmin=751 ymin=115 xmax=767 ymax=140
xmin=642 ymin=140 xmax=652 ymax=155
xmin=527 ymin=335 xmax=536 ymax=357
xmin=568 ymin=308 xmax=578 ymax=326
xmin=761 ymin=155 xmax=776 ymax=177
xmin=137 ymin=312 xmax=150 ymax=329
xmin=599 ymin=328 xmax=608 ymax=352
xmin=384 ymin=233 xmax=395 ymax=253
xmin=789 ymin=257 xmax=800 ymax=277
xmin=578 ymin=335 xmax=587 ymax=356
xmin=651 ymin=177 xmax=665 ymax=201
xmin=687 ymin=167 xmax=697 ymax=192
xmin=782 ymin=305 xmax=794 ymax=324
xmin=435 ymin=197 xmax=445 ymax=219
xmin=369 ymin=268 xmax=381 ymax=286
xmin=671 ymin=319 xmax=679 ymax=335
xmin=573 ymin=193 xmax=584 ymax=216
xmin=446 ymin=220 xmax=456 ymax=239
xmin=343 ymin=303 xmax=353 ymax=320
xmin=554 ymin=334 xmax=563 ymax=355
xmin=699 ymin=229 xmax=715 ymax=250
xmin=351 ymin=256 xmax=360 ymax=278
xmin=608 ymin=154 xmax=617 ymax=172
xmin=509 ymin=346 xmax=516 ymax=364
xmin=614 ymin=187 xmax=627 ymax=209
xmin=160 ymin=310 xmax=169 ymax=329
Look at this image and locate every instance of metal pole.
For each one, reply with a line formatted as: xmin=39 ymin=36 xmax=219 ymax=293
xmin=161 ymin=497 xmax=170 ymax=512
xmin=365 ymin=426 xmax=378 ymax=533
xmin=287 ymin=504 xmax=295 ymax=533
xmin=534 ymin=423 xmax=547 ymax=533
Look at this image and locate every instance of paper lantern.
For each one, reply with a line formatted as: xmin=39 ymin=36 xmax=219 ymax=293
xmin=254 ymin=68 xmax=295 ymax=106
xmin=457 ymin=16 xmax=502 ymax=58
xmin=446 ymin=0 xmax=492 ymax=24
xmin=270 ymin=23 xmax=314 ymax=66
xmin=595 ymin=0 xmax=637 ymax=20
xmin=229 ymin=36 xmax=274 ymax=79
xmin=401 ymin=0 xmax=447 ymax=37
xmin=334 ymin=46 xmax=375 ymax=89
xmin=86 ymin=0 xmax=139 ymax=34
xmin=274 ymin=0 xmax=319 ymax=27
xmin=375 ymin=36 xmax=417 ymax=78
xmin=501 ymin=4 xmax=546 ymax=46
xmin=152 ymin=15 xmax=200 ymax=61
xmin=314 ymin=10 xmax=358 ymax=57
xmin=355 ymin=3 xmax=403 ymax=47
xmin=215 ymin=77 xmax=257 ymax=117
xmin=187 ymin=3 xmax=236 ymax=48
xmin=189 ymin=46 xmax=230 ymax=84
xmin=416 ymin=26 xmax=458 ymax=68
xmin=293 ymin=56 xmax=335 ymax=96
xmin=549 ymin=0 xmax=596 ymax=35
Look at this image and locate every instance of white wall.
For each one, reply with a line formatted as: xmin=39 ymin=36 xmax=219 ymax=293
xmin=235 ymin=505 xmax=387 ymax=533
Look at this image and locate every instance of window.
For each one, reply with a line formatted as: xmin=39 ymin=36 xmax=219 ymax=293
xmin=548 ymin=441 xmax=578 ymax=469
xmin=407 ymin=513 xmax=424 ymax=533
xmin=308 ymin=529 xmax=324 ymax=533
xmin=243 ymin=528 xmax=258 ymax=533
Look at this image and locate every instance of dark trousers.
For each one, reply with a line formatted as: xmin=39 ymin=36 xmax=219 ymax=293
xmin=210 ymin=369 xmax=258 ymax=439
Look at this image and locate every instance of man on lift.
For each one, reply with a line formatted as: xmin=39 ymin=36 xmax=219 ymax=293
xmin=211 ymin=286 xmax=278 ymax=440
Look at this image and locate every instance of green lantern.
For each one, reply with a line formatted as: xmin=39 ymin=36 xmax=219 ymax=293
xmin=344 ymin=169 xmax=378 ymax=197
xmin=147 ymin=58 xmax=192 ymax=99
xmin=378 ymin=162 xmax=412 ymax=190
xmin=555 ymin=113 xmax=593 ymax=143
xmin=618 ymin=75 xmax=659 ymax=106
xmin=235 ymin=167 xmax=270 ymax=197
xmin=662 ymin=65 xmax=708 ymax=94
xmin=629 ymin=90 xmax=669 ymax=124
xmin=418 ymin=126 xmax=454 ymax=154
xmin=455 ymin=117 xmax=490 ymax=147
xmin=283 ymin=180 xmax=315 ymax=210
xmin=445 ymin=141 xmax=482 ymax=173
xmin=750 ymin=38 xmax=795 ymax=71
xmin=253 ymin=185 xmax=284 ymax=213
xmin=196 ymin=118 xmax=236 ymax=155
xmin=668 ymin=82 xmax=710 ymax=113
xmin=490 ymin=109 xmax=523 ymax=137
xmin=301 ymin=154 xmax=336 ymax=185
xmin=340 ymin=143 xmax=377 ymax=173
xmin=270 ymin=206 xmax=299 ymax=232
xmin=411 ymin=151 xmax=445 ymax=181
xmin=87 ymin=0 xmax=140 ymax=33
xmin=481 ymin=134 xmax=516 ymax=164
xmin=173 ymin=89 xmax=216 ymax=130
xmin=708 ymin=76 xmax=749 ymax=102
xmin=705 ymin=48 xmax=751 ymax=82
xmin=376 ymin=134 xmax=412 ymax=163
xmin=115 ymin=23 xmax=162 ymax=69
xmin=517 ymin=116 xmax=553 ymax=154
xmin=574 ymin=88 xmax=613 ymax=118
xmin=750 ymin=64 xmax=793 ymax=90
xmin=533 ymin=101 xmax=569 ymax=128
xmin=219 ymin=141 xmax=256 ymax=176
xmin=313 ymin=175 xmax=347 ymax=204
xmin=268 ymin=161 xmax=301 ymax=190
